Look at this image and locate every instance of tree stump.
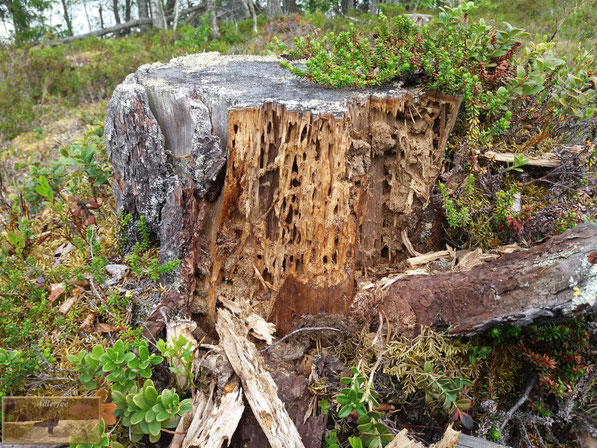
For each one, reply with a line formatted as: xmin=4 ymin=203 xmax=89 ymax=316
xmin=105 ymin=53 xmax=461 ymax=334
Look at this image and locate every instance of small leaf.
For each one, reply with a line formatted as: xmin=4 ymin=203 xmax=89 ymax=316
xmin=460 ymin=412 xmax=475 ymax=429
xmin=130 ymin=410 xmax=146 ymax=425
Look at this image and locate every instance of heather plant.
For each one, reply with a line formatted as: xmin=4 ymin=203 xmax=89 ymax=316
xmin=279 ymin=2 xmax=596 ymax=148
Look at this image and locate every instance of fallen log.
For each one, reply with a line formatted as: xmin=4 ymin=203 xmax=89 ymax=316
xmin=216 ymin=308 xmax=305 ymax=448
xmin=374 ymin=224 xmax=597 ymax=335
xmin=53 ymin=4 xmax=205 ymax=44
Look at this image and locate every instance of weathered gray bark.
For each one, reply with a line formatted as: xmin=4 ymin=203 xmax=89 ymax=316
xmin=207 ymin=0 xmax=220 ymax=39
xmin=283 ymin=0 xmax=298 ymax=14
xmin=267 ymin=0 xmax=283 ymax=16
xmin=217 ymin=0 xmax=250 ymax=22
xmin=150 ymin=0 xmax=167 ymax=28
xmin=367 ymin=223 xmax=597 ymax=336
xmin=105 ymin=53 xmax=461 ymax=333
xmin=137 ymin=0 xmax=150 ymax=30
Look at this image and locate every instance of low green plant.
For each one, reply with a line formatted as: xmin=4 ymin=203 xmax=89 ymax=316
xmin=336 ymin=366 xmax=393 ymax=448
xmin=125 ymin=216 xmax=181 ymax=281
xmin=439 ymin=182 xmax=470 ymax=229
xmin=67 ymin=340 xmax=163 ymax=393
xmin=111 ymin=379 xmax=192 ymax=443
xmin=417 ymin=361 xmax=474 ymax=428
xmin=323 ymin=430 xmax=339 ymax=448
xmin=157 ymin=334 xmax=198 ymax=394
xmin=69 ymin=419 xmax=123 ymax=448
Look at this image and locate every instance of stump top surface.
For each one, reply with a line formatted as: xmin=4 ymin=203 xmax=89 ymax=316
xmin=139 ymin=52 xmax=416 ymax=116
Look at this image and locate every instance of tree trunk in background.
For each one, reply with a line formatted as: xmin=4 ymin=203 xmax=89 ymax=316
xmin=125 ymin=0 xmax=132 ymax=21
xmin=207 ymin=0 xmax=220 ymax=39
xmin=99 ymin=4 xmax=105 ymax=29
xmin=340 ymin=0 xmax=354 ymax=14
xmin=166 ymin=0 xmax=176 ymax=15
xmin=150 ymin=0 xmax=167 ymax=28
xmin=60 ymin=0 xmax=73 ymax=35
xmin=368 ymin=0 xmax=377 ymax=14
xmin=112 ymin=0 xmax=122 ymax=24
xmin=246 ymin=0 xmax=257 ymax=33
xmin=267 ymin=0 xmax=282 ymax=16
xmin=82 ymin=0 xmax=92 ymax=32
xmin=172 ymin=0 xmax=180 ymax=30
xmin=283 ymin=0 xmax=298 ymax=14
xmin=138 ymin=0 xmax=150 ymax=30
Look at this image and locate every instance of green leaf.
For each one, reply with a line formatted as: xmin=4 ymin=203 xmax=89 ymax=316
xmin=338 ymin=405 xmax=353 ymax=419
xmin=148 ymin=419 xmax=161 ymax=436
xmin=130 ymin=410 xmax=146 ymax=425
xmin=156 ymin=411 xmax=170 ymax=422
xmin=133 ymin=393 xmax=150 ymax=410
xmin=145 ymin=408 xmax=156 ymax=423
xmin=139 ymin=343 xmax=149 ymax=360
xmin=144 ymin=384 xmax=159 ymax=405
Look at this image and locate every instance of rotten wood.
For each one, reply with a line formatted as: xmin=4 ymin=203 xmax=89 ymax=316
xmin=477 ymin=145 xmax=584 ymax=168
xmin=169 ymin=383 xmax=245 ymax=448
xmin=215 ymin=308 xmax=305 ymax=448
xmin=105 ymin=53 xmax=461 ymax=335
xmin=376 ymin=224 xmax=597 ymax=335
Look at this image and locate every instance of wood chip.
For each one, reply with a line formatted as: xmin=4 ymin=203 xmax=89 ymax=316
xmin=478 ymin=145 xmax=584 ymax=168
xmin=97 ymin=323 xmax=120 ymax=333
xmin=58 ymin=296 xmax=77 ymax=315
xmin=176 ymin=383 xmax=245 ymax=448
xmin=246 ymin=313 xmax=276 ymax=345
xmin=48 ymin=283 xmax=66 ymax=302
xmin=216 ymin=308 xmax=305 ymax=448
xmin=407 ymin=250 xmax=450 ymax=267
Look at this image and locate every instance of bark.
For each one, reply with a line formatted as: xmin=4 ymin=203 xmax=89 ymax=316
xmin=340 ymin=0 xmax=354 ymax=14
xmin=169 ymin=383 xmax=245 ymax=448
xmin=59 ymin=0 xmax=73 ymax=35
xmin=368 ymin=0 xmax=377 ymax=14
xmin=217 ymin=0 xmax=250 ymax=22
xmin=207 ymin=0 xmax=220 ymax=39
xmin=99 ymin=4 xmax=104 ymax=29
xmin=125 ymin=0 xmax=132 ymax=22
xmin=372 ymin=223 xmax=597 ymax=336
xmin=82 ymin=0 xmax=92 ymax=32
xmin=137 ymin=0 xmax=150 ymax=30
xmin=267 ymin=0 xmax=283 ymax=16
xmin=283 ymin=0 xmax=298 ymax=14
xmin=172 ymin=0 xmax=180 ymax=30
xmin=150 ymin=0 xmax=167 ymax=28
xmin=246 ymin=0 xmax=257 ymax=33
xmin=112 ymin=0 xmax=122 ymax=25
xmin=104 ymin=53 xmax=461 ymax=335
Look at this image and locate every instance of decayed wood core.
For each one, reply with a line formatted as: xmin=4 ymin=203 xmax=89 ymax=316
xmin=198 ymin=92 xmax=461 ymax=334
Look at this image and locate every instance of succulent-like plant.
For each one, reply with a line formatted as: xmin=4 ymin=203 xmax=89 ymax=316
xmin=157 ymin=334 xmax=197 ymax=394
xmin=68 ymin=340 xmax=163 ymax=393
xmin=112 ymin=379 xmax=192 ymax=443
